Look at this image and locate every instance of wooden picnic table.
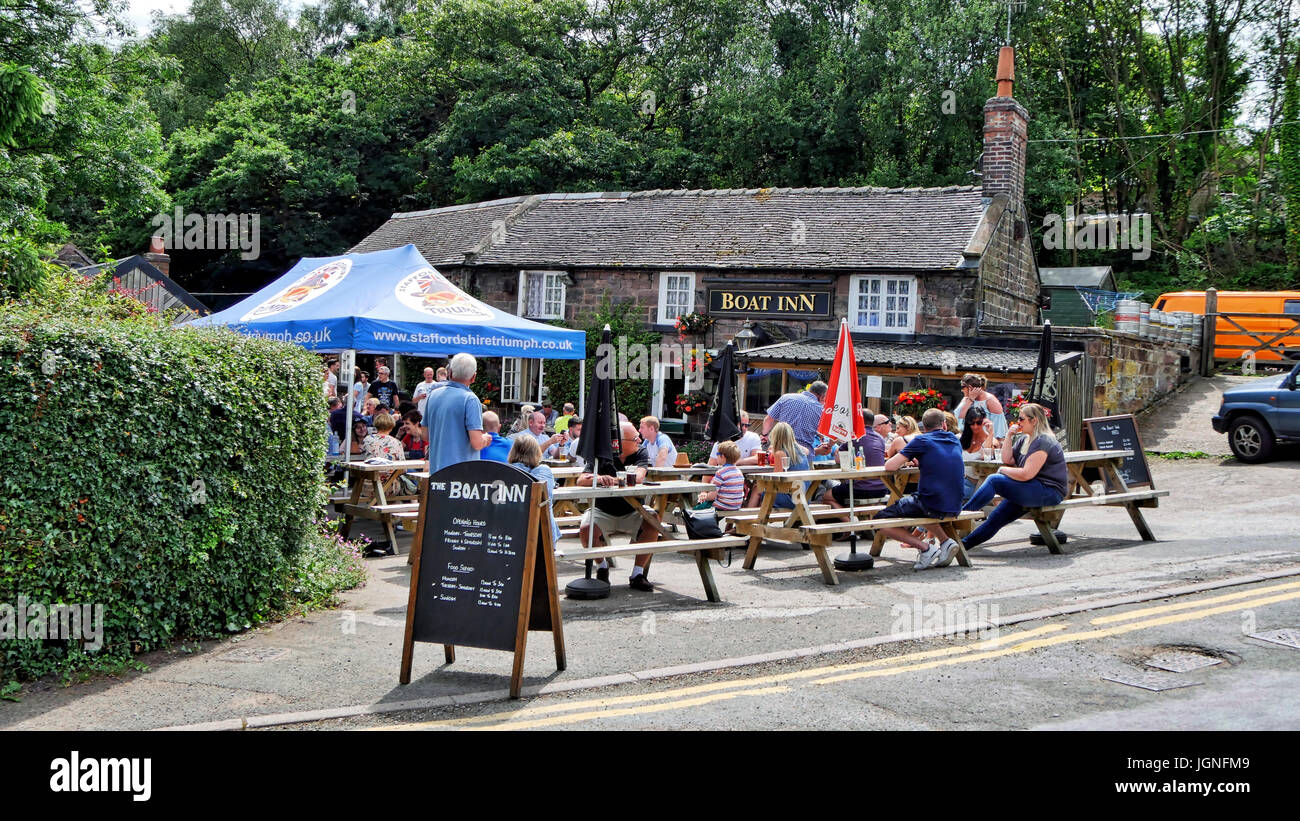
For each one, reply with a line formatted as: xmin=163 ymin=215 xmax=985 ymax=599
xmin=734 ymin=465 xmax=937 ymax=584
xmin=551 ymin=480 xmax=736 ymax=599
xmin=964 ymin=448 xmax=1168 ymax=552
xmin=332 ymin=458 xmax=429 ymax=549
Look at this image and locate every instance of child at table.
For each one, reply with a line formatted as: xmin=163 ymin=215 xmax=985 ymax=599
xmin=698 ymin=441 xmax=745 ymax=511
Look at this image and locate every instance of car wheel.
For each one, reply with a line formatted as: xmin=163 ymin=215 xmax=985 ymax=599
xmin=1229 ymin=416 xmax=1275 ymax=463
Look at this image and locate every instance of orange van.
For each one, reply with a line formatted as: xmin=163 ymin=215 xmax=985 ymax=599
xmin=1154 ymin=291 xmax=1300 ymax=362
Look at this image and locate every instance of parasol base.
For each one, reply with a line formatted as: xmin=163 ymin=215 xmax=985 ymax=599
xmin=834 ymin=550 xmax=874 ymax=572
xmin=1029 ymin=531 xmax=1067 ymax=546
xmin=565 ymin=578 xmax=611 ymax=599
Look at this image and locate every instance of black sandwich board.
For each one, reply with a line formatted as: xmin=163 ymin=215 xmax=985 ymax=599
xmin=400 ymin=460 xmax=565 ymax=698
xmin=1083 ymin=414 xmax=1154 ymax=490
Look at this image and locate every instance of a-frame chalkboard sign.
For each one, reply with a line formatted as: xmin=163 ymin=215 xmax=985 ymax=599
xmin=1083 ymin=414 xmax=1154 ymax=490
xmin=400 ymin=460 xmax=565 ymax=698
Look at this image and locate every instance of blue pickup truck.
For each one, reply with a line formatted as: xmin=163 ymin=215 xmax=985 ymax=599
xmin=1212 ymin=362 xmax=1300 ymax=462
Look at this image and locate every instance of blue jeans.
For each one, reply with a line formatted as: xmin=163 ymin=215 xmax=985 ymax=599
xmin=961 ymin=474 xmax=1063 ymax=549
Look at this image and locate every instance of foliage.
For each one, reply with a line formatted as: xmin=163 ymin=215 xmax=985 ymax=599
xmin=285 ymin=514 xmax=368 ymax=611
xmin=673 ymin=391 xmax=710 ymax=414
xmin=1006 ymin=393 xmax=1053 ymax=420
xmin=542 ymin=298 xmax=660 ymax=418
xmin=0 ymin=268 xmax=333 ymax=681
xmin=681 ymin=439 xmax=712 ymax=465
xmin=892 ymin=388 xmax=947 ymax=416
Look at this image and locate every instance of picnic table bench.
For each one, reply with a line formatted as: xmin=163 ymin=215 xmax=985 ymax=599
xmin=550 ymin=480 xmax=748 ymax=601
xmin=733 ymin=465 xmax=982 ymax=584
xmin=965 ymin=449 xmax=1169 ymax=554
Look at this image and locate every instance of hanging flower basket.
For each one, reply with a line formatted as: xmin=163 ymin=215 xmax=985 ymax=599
xmin=685 ymin=348 xmax=716 ymax=374
xmin=892 ymin=388 xmax=948 ymax=416
xmin=674 ymin=312 xmax=714 ymax=339
xmin=674 ymin=391 xmax=710 ymax=415
xmin=1006 ymin=393 xmax=1053 ymax=420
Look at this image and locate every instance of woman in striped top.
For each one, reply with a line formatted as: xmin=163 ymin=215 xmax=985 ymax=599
xmin=699 ymin=441 xmax=746 ymax=510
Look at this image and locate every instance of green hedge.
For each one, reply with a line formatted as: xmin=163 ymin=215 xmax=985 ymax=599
xmin=0 ymin=301 xmax=328 ymax=681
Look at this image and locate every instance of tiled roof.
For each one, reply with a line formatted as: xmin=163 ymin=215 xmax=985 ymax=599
xmin=350 ymin=199 xmax=522 ymax=265
xmin=351 ymin=187 xmax=989 ymax=271
xmin=1039 ymin=266 xmax=1115 ymax=288
xmin=742 ymin=338 xmax=1079 ymax=374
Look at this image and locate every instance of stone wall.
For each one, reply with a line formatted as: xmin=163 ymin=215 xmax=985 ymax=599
xmin=976 ymin=208 xmax=1039 ymax=327
xmin=465 ymin=265 xmax=980 ymax=341
xmin=983 ymin=325 xmax=1200 ymax=416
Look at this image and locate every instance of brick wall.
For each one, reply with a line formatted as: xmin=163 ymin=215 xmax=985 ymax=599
xmin=977 ymin=212 xmax=1039 ymax=327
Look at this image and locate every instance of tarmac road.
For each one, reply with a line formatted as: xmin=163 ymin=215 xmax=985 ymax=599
xmin=333 ymin=577 xmax=1300 ymax=731
xmin=3 ymin=456 xmax=1298 ymax=731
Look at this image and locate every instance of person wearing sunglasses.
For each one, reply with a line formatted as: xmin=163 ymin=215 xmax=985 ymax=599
xmin=710 ymin=411 xmax=762 ymax=465
xmin=959 ymin=402 xmax=1067 ymax=551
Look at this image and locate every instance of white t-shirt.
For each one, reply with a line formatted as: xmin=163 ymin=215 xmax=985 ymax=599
xmin=710 ymin=431 xmax=762 ymax=461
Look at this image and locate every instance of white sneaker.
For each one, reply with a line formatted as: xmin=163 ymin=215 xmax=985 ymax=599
xmin=914 ymin=543 xmax=941 ymax=570
xmin=932 ymin=538 xmax=960 ymax=568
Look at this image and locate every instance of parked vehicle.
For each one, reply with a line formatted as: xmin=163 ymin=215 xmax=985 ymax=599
xmin=1211 ymin=362 xmax=1300 ymax=462
xmin=1154 ymin=291 xmax=1300 ymax=362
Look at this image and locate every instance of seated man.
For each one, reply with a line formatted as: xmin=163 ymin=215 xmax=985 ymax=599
xmin=554 ymin=402 xmax=576 ymax=435
xmin=545 ymin=418 xmax=582 ymax=463
xmin=708 ymin=411 xmax=762 ymax=464
xmin=577 ymin=422 xmax=659 ymax=592
xmin=874 ymin=407 xmax=965 ymax=571
xmin=820 ymin=409 xmax=889 ymax=538
xmin=479 ymin=411 xmax=512 ymax=463
xmin=639 ymin=415 xmax=677 ymax=468
xmin=512 ymin=410 xmax=564 ymax=452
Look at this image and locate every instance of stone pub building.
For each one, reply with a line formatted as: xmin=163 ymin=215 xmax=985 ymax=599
xmin=352 ymin=49 xmax=1192 ymax=445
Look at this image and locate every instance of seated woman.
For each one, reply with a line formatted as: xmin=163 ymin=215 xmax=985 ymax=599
xmin=745 ymin=422 xmax=811 ymax=509
xmin=362 ymin=412 xmax=405 ymax=461
xmin=954 ymin=373 xmax=1009 ymax=440
xmin=398 ymin=410 xmax=427 ymax=460
xmin=507 ymin=435 xmax=562 ymax=548
xmin=885 ymin=415 xmax=920 ymax=459
xmin=347 ymin=417 xmax=370 ymax=458
xmin=958 ymin=406 xmax=995 ymax=503
xmin=960 ymin=403 xmax=1067 ymax=550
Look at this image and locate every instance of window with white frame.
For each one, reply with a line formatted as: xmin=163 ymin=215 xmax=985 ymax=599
xmin=517 ymin=270 xmax=566 ymax=319
xmin=657 ymin=272 xmax=696 ymax=325
xmin=849 ymin=275 xmax=917 ymax=333
xmin=501 ymin=358 xmax=521 ymax=403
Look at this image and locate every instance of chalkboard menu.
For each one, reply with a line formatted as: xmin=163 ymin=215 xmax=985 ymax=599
xmin=400 ymin=460 xmax=565 ymax=697
xmin=1084 ymin=414 xmax=1153 ymax=489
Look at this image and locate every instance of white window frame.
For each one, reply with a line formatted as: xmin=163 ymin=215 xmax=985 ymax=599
xmin=651 ymin=361 xmax=688 ymax=422
xmin=848 ymin=274 xmax=917 ymax=334
xmin=656 ymin=271 xmax=696 ymax=325
xmin=517 ymin=270 xmax=566 ymax=320
xmin=501 ymin=357 xmax=521 ymax=403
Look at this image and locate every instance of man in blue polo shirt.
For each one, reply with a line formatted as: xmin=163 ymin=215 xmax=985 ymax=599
xmin=423 ymin=353 xmax=489 ymax=474
xmin=875 ymin=407 xmax=965 ymax=571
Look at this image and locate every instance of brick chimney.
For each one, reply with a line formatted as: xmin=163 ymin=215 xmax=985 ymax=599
xmin=982 ymin=46 xmax=1029 ymax=205
xmin=144 ymin=235 xmax=170 ymax=276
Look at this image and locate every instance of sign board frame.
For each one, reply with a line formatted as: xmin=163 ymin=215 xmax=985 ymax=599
xmin=1083 ymin=414 xmax=1154 ymax=491
xmin=399 ymin=463 xmax=566 ymax=698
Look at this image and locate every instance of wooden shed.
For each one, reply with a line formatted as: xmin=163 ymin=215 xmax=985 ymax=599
xmin=1039 ymin=266 xmax=1117 ymax=327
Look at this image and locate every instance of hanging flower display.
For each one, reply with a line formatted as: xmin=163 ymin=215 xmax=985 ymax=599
xmin=892 ymin=388 xmax=949 ymax=415
xmin=673 ymin=391 xmax=710 ymax=414
xmin=1006 ymin=393 xmax=1053 ymax=419
xmin=674 ymin=312 xmax=714 ymax=339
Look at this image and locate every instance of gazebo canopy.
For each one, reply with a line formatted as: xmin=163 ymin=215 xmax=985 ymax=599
xmin=189 ymin=244 xmax=585 ymax=359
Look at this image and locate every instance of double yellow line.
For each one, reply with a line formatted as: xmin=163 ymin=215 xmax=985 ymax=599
xmin=376 ymin=580 xmax=1300 ymax=731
